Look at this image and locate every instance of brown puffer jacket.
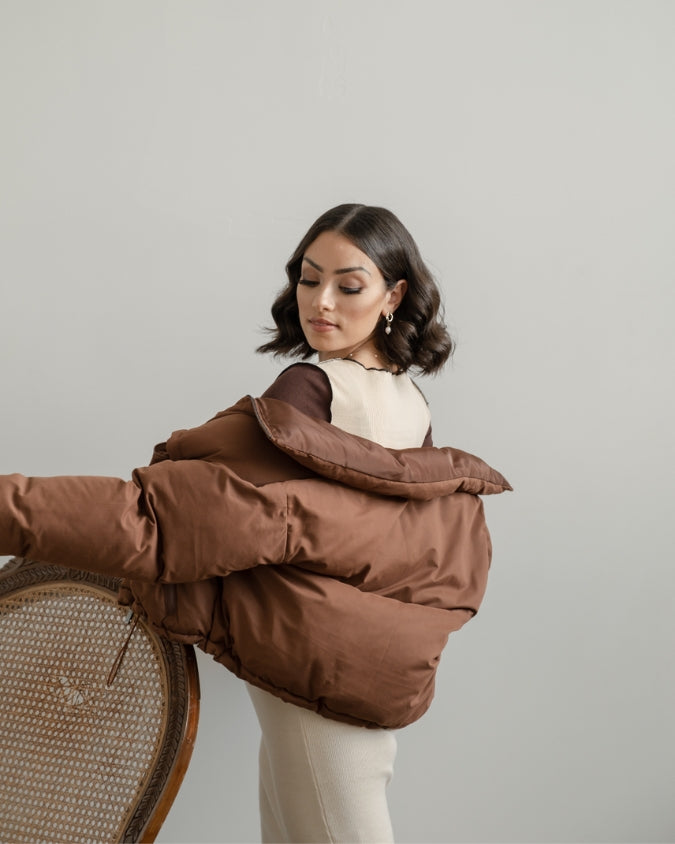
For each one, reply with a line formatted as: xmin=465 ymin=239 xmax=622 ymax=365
xmin=0 ymin=396 xmax=511 ymax=729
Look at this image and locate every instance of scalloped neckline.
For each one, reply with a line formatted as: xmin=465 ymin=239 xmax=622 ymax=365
xmin=318 ymin=357 xmax=401 ymax=375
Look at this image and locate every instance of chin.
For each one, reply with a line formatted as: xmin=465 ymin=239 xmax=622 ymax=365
xmin=306 ymin=336 xmax=338 ymax=354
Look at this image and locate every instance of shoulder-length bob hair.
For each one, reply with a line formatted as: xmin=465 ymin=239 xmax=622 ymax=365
xmin=257 ymin=203 xmax=454 ymax=375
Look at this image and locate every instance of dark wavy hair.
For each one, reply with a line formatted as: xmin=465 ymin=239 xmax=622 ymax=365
xmin=257 ymin=203 xmax=454 ymax=375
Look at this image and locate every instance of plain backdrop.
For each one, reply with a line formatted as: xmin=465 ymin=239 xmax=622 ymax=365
xmin=1 ymin=1 xmax=674 ymax=842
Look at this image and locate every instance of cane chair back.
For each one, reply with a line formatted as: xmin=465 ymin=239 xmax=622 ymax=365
xmin=0 ymin=558 xmax=200 ymax=843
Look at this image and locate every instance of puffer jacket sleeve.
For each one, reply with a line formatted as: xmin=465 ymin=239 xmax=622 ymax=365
xmin=0 ymin=463 xmax=288 ymax=583
xmin=0 ymin=461 xmax=489 ymax=596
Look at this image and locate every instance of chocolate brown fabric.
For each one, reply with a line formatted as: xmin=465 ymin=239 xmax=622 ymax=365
xmin=0 ymin=396 xmax=510 ymax=728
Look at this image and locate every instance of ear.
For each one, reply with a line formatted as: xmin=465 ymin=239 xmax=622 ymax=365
xmin=383 ymin=279 xmax=407 ymax=314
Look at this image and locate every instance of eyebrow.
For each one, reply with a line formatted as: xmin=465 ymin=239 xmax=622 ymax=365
xmin=302 ymin=256 xmax=371 ymax=276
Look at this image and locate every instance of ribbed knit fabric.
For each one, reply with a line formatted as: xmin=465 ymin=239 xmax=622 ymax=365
xmin=248 ymin=685 xmax=397 ymax=843
xmin=249 ymin=361 xmax=431 ymax=843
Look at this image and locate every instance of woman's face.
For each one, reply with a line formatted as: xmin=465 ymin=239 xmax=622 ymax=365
xmin=296 ymin=230 xmax=405 ymax=363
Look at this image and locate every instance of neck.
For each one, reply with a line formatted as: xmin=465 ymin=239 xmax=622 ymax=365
xmin=341 ymin=337 xmax=395 ymax=372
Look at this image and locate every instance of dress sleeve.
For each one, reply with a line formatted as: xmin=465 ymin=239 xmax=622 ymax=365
xmin=261 ymin=363 xmax=333 ymax=422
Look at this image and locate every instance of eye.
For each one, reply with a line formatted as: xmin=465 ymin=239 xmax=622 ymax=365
xmin=298 ymin=279 xmax=319 ymax=287
xmin=340 ymin=287 xmax=362 ymax=295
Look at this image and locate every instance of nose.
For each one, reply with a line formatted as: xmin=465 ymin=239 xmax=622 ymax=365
xmin=313 ymin=283 xmax=334 ymax=312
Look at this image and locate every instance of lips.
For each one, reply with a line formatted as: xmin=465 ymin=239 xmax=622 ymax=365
xmin=309 ymin=318 xmax=337 ymax=331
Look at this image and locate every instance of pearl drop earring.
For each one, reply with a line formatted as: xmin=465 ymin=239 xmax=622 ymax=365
xmin=384 ymin=313 xmax=394 ymax=335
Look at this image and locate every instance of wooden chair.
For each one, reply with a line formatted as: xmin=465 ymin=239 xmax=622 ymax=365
xmin=0 ymin=558 xmax=200 ymax=843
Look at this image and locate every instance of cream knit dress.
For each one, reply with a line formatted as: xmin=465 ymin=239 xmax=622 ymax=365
xmin=248 ymin=359 xmax=431 ymax=844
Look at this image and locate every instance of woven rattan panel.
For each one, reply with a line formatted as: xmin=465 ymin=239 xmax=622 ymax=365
xmin=0 ymin=582 xmax=168 ymax=843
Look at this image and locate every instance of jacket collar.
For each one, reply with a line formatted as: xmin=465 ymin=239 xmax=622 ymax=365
xmin=251 ymin=396 xmax=511 ymax=500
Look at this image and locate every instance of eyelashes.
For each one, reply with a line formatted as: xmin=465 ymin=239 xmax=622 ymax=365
xmin=298 ymin=279 xmax=362 ymax=294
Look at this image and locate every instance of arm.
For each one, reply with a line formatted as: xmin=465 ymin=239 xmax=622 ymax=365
xmin=260 ymin=363 xmax=332 ymax=421
xmin=0 ymin=371 xmax=326 ymax=581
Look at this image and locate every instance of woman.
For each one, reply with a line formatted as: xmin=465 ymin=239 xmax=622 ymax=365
xmin=250 ymin=203 xmax=452 ymax=842
xmin=0 ymin=204 xmax=510 ymax=843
